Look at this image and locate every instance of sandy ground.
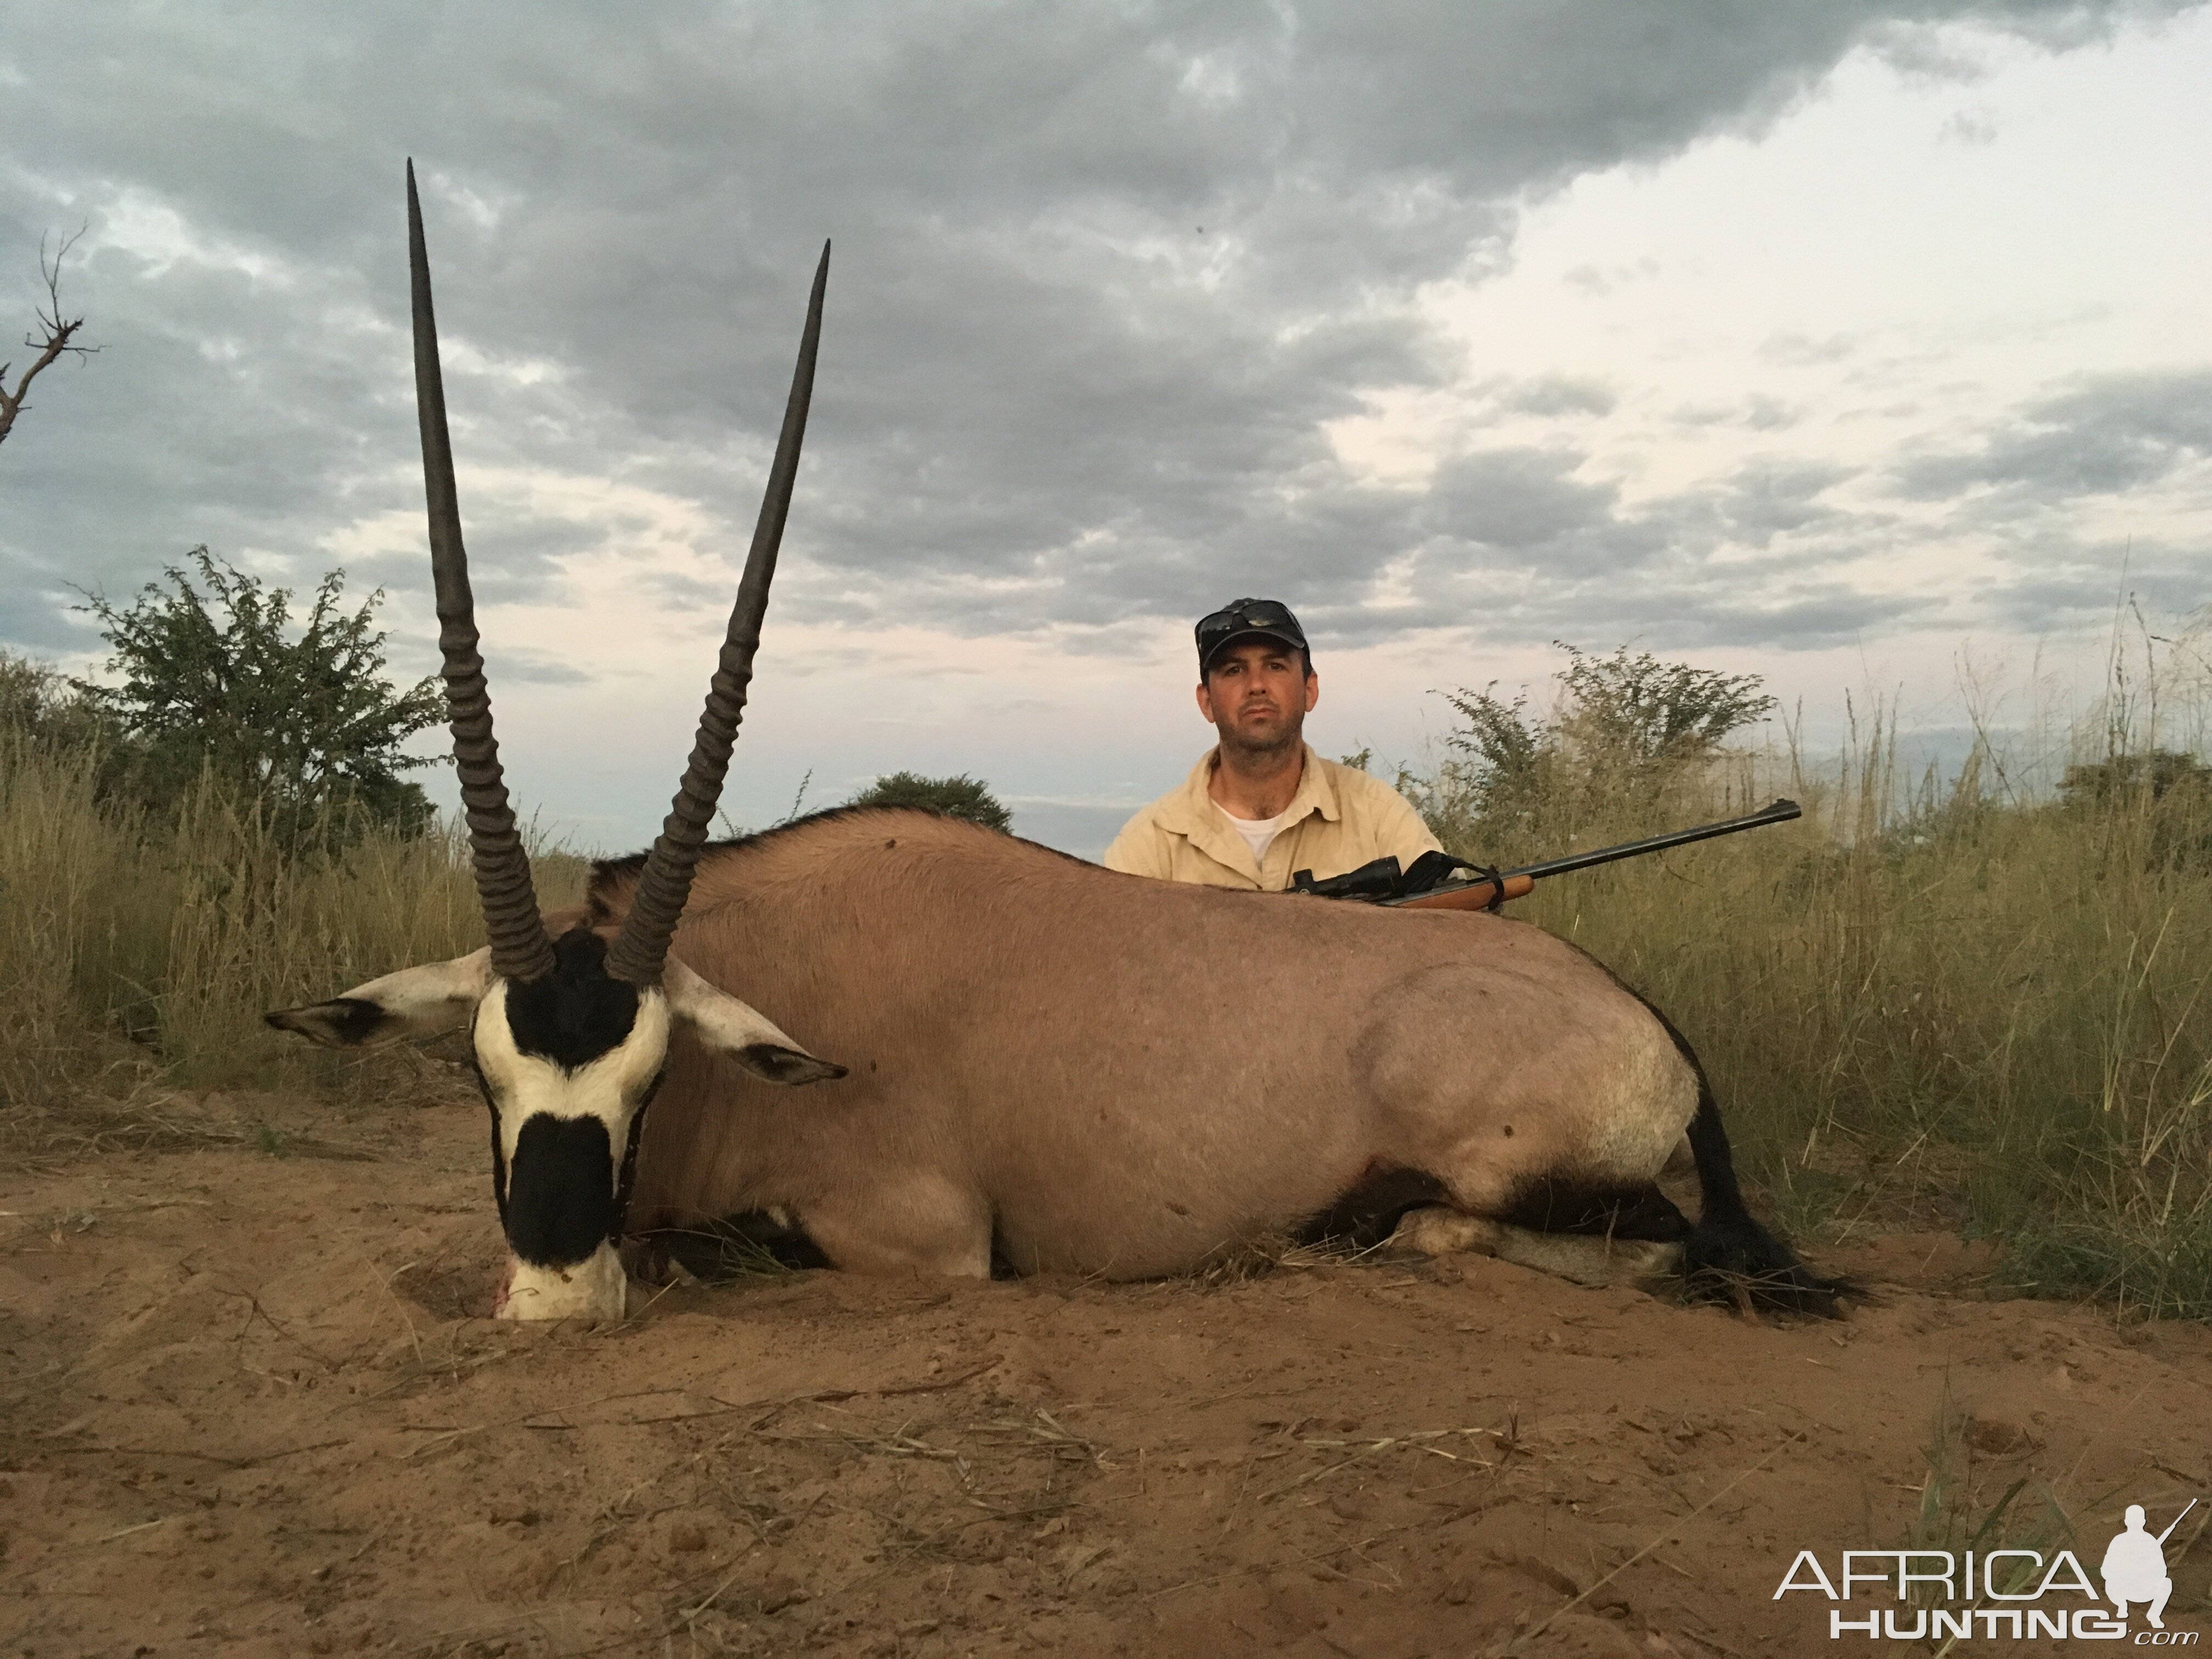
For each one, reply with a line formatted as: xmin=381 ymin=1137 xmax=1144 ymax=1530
xmin=3 ymin=1090 xmax=2208 ymax=1659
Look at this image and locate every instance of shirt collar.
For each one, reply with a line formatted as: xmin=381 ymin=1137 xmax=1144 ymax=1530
xmin=1161 ymin=742 xmax=1338 ymax=837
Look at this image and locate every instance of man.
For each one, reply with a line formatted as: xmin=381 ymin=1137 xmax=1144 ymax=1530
xmin=2100 ymin=1505 xmax=2175 ymax=1629
xmin=1103 ymin=597 xmax=1442 ymax=890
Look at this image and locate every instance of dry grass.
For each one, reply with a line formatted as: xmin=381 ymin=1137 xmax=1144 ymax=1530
xmin=0 ymin=723 xmax=583 ymax=1142
xmin=1404 ymin=681 xmax=2212 ymax=1319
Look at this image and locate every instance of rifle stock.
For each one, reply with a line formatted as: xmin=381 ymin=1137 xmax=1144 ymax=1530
xmin=1393 ymin=872 xmax=1537 ymax=912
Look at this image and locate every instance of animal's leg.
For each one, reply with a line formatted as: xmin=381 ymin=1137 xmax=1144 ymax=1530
xmin=1390 ymin=1207 xmax=1504 ymax=1257
xmin=1390 ymin=1206 xmax=1682 ymax=1290
xmin=799 ymin=1172 xmax=994 ymax=1279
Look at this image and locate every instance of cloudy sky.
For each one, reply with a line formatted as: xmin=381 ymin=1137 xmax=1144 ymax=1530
xmin=4 ymin=2 xmax=2207 ymax=855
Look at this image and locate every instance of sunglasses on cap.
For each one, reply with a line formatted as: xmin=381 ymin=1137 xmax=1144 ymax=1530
xmin=1195 ymin=598 xmax=1308 ymax=670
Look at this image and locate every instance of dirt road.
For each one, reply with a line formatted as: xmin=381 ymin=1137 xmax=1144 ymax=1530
xmin=4 ymin=1091 xmax=2207 ymax=1657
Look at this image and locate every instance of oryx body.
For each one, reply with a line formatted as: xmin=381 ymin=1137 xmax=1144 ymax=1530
xmin=589 ymin=810 xmax=1695 ymax=1283
xmin=268 ymin=168 xmax=1833 ymax=1323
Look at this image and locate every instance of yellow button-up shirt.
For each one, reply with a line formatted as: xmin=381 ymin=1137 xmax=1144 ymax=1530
xmin=1101 ymin=744 xmax=1442 ymax=891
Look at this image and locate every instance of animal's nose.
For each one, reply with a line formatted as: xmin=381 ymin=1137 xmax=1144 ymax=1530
xmin=496 ymin=1246 xmax=630 ymax=1322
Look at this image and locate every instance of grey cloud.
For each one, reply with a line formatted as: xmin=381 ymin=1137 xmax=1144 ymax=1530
xmin=1875 ymin=0 xmax=2175 ymax=67
xmin=1 ymin=0 xmax=2188 ymax=672
xmin=1758 ymin=332 xmax=1857 ymax=366
xmin=1418 ymin=448 xmax=1630 ymax=556
xmin=1562 ymin=258 xmax=1662 ymax=297
xmin=1499 ymin=376 xmax=1617 ymax=418
xmin=1979 ymin=531 xmax=2201 ymax=628
xmin=1667 ymin=393 xmax=1804 ymax=431
xmin=1705 ymin=457 xmax=1858 ymax=541
xmin=1743 ymin=396 xmax=1802 ymax=431
xmin=0 ymin=581 xmax=97 ymax=651
xmin=1894 ymin=367 xmax=2212 ymax=500
xmin=1938 ymin=108 xmax=2003 ymax=143
xmin=496 ymin=648 xmax=596 ymax=687
xmin=1304 ymin=447 xmax=1903 ymax=652
xmin=1546 ymin=584 xmax=1923 ymax=650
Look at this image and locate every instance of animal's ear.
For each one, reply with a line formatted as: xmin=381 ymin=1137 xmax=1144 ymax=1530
xmin=663 ymin=957 xmax=847 ymax=1086
xmin=265 ymin=949 xmax=493 ymax=1048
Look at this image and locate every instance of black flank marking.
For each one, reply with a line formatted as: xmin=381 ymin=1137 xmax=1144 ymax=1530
xmin=636 ymin=1211 xmax=833 ymax=1278
xmin=502 ymin=927 xmax=638 ymax=1069
xmin=1499 ymin=1177 xmax=1689 ymax=1242
xmin=985 ymin=1204 xmax=1031 ymax=1279
xmin=1295 ymin=1163 xmax=1449 ymax=1250
xmin=506 ymin=1114 xmax=620 ymax=1268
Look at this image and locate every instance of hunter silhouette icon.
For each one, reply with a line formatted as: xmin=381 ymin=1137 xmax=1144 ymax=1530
xmin=2101 ymin=1500 xmax=2193 ymax=1628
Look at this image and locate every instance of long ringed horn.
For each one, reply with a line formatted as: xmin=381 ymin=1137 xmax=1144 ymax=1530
xmin=408 ymin=160 xmax=555 ymax=984
xmin=606 ymin=241 xmax=830 ymax=987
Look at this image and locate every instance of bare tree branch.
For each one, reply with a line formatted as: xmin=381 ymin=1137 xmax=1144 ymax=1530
xmin=0 ymin=228 xmax=99 ymax=452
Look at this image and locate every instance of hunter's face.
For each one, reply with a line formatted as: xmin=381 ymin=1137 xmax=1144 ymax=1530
xmin=1198 ymin=640 xmax=1317 ymax=753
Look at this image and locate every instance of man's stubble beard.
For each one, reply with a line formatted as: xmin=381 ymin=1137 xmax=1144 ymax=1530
xmin=1218 ymin=711 xmax=1302 ymax=768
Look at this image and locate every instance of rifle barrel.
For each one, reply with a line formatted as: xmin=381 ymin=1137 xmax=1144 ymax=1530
xmin=1502 ymin=798 xmax=1803 ymax=883
xmin=2155 ymin=1498 xmax=2197 ymax=1547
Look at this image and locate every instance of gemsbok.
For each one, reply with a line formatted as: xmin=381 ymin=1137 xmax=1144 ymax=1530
xmin=267 ymin=167 xmax=1838 ymax=1323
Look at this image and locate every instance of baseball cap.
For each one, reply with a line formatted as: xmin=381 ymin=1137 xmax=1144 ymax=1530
xmin=1195 ymin=597 xmax=1309 ymax=675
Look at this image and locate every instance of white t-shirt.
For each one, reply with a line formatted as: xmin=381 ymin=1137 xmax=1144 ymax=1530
xmin=1218 ymin=802 xmax=1294 ymax=867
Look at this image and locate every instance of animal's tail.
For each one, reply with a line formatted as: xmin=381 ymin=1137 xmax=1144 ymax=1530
xmin=1679 ymin=1075 xmax=1843 ymax=1316
xmin=1563 ymin=943 xmax=1847 ymax=1317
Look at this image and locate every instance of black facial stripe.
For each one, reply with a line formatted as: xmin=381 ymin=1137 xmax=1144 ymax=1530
xmin=502 ymin=927 xmax=640 ymax=1070
xmin=505 ymin=1114 xmax=620 ymax=1268
xmin=612 ymin=1067 xmax=664 ymax=1225
xmin=488 ymin=1104 xmax=510 ymax=1223
xmin=469 ymin=1056 xmax=511 ymax=1223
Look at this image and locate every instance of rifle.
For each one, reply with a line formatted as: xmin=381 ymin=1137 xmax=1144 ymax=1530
xmin=1288 ymin=798 xmax=1803 ymax=913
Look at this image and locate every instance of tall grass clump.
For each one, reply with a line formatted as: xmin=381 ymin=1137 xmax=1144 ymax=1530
xmin=1405 ymin=642 xmax=2212 ymax=1319
xmin=0 ymin=687 xmax=583 ymax=1132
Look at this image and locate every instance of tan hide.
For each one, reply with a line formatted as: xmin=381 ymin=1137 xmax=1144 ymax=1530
xmin=578 ymin=808 xmax=1699 ymax=1283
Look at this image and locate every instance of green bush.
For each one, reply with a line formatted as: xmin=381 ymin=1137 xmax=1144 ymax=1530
xmin=74 ymin=548 xmax=444 ymax=840
xmin=844 ymin=770 xmax=1012 ymax=832
xmin=1413 ymin=643 xmax=1775 ymax=865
